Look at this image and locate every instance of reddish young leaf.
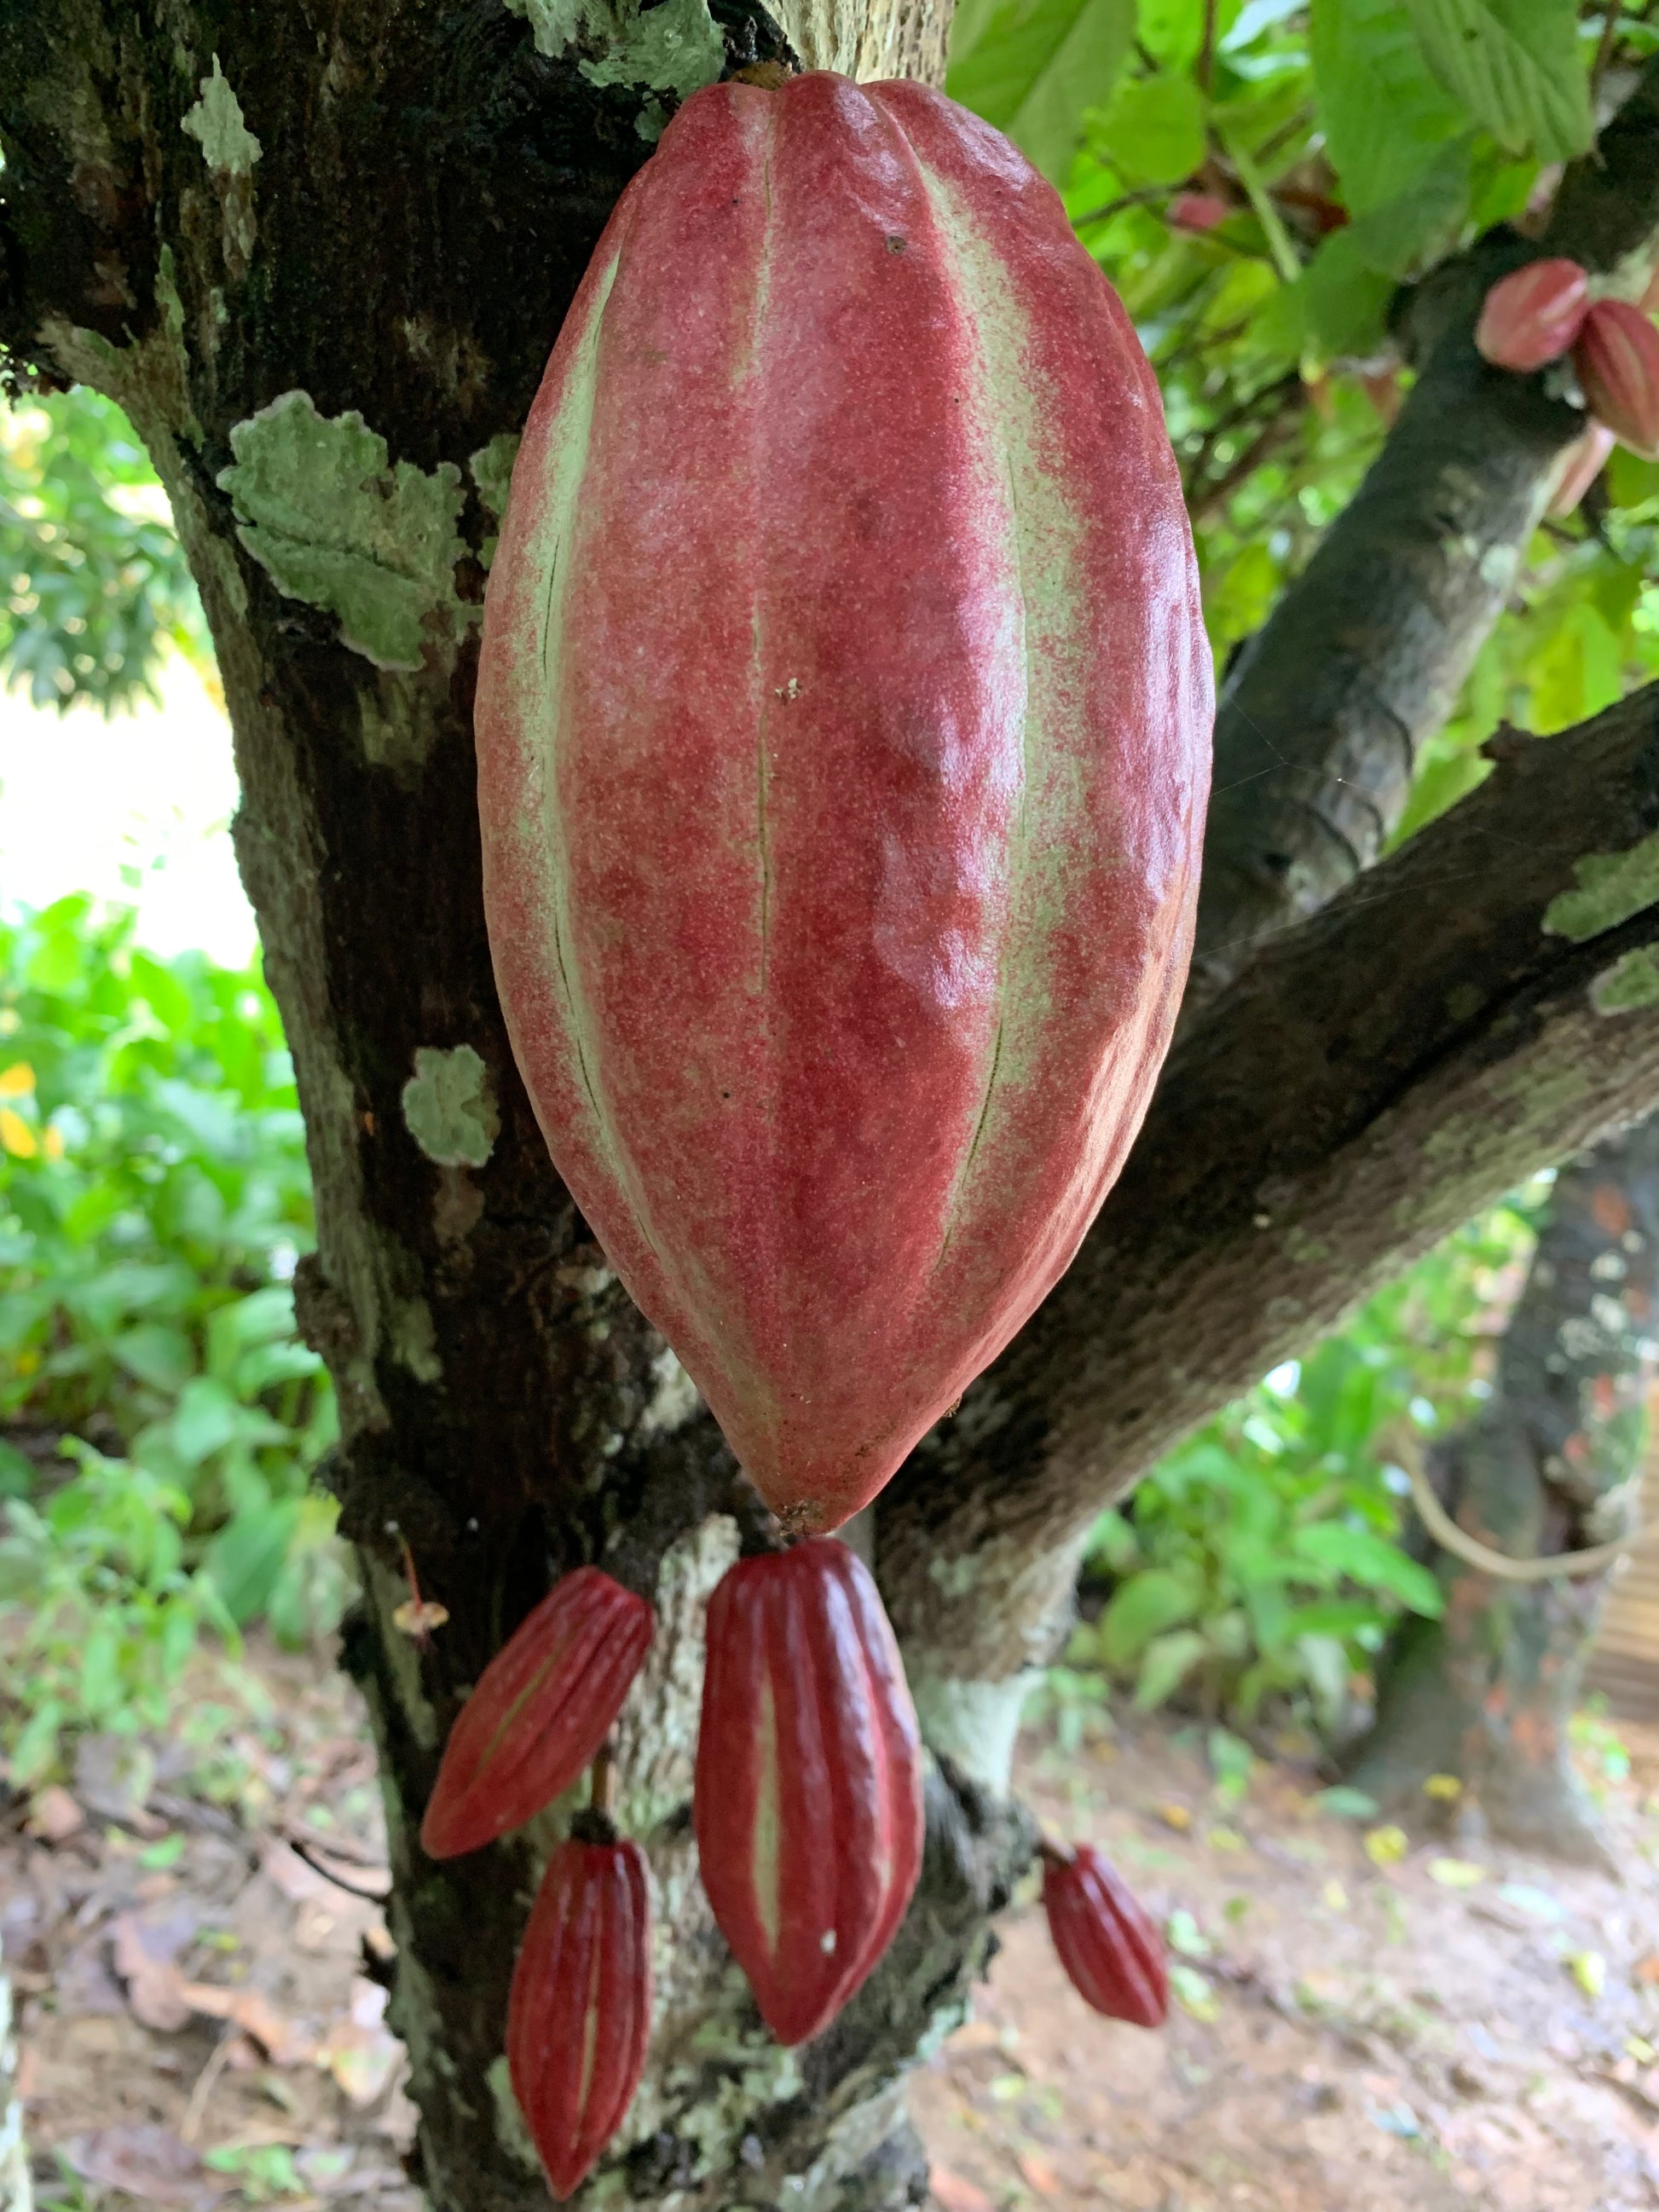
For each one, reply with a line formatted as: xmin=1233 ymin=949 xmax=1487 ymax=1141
xmin=1474 ymin=259 xmax=1589 ymax=373
xmin=1043 ymin=1844 xmax=1168 ymax=2027
xmin=695 ymin=1539 xmax=923 ymax=2045
xmin=421 ymin=1568 xmax=653 ymax=1859
xmin=1575 ymin=298 xmax=1659 ymax=460
xmin=506 ymin=1835 xmax=652 ymax=2200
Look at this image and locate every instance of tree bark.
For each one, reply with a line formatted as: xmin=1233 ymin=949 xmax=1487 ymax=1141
xmin=9 ymin=10 xmax=1659 ymax=2207
xmin=1347 ymin=1114 xmax=1659 ymax=1865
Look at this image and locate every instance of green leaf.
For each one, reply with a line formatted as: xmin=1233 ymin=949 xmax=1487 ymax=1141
xmin=1286 ymin=230 xmax=1396 ymax=362
xmin=947 ymin=0 xmax=1136 ymax=183
xmin=206 ymin=1499 xmax=303 ymax=1626
xmin=113 ymin=1325 xmax=196 ymax=1395
xmin=1291 ymin=1522 xmax=1445 ymax=1614
xmin=1134 ymin=1626 xmax=1210 ymax=1709
xmin=1344 ymin=136 xmax=1473 ymax=278
xmin=1404 ymin=0 xmax=1592 ymax=162
xmin=1309 ymin=0 xmax=1468 ymax=216
xmin=1099 ymin=1568 xmax=1200 ymax=1666
xmin=1093 ymin=73 xmax=1207 ymax=186
xmin=170 ymin=1374 xmax=242 ymax=1466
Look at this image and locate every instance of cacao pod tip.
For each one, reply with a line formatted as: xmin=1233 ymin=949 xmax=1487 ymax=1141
xmin=1475 ymin=259 xmax=1590 ymax=373
xmin=1575 ymin=299 xmax=1659 ymax=461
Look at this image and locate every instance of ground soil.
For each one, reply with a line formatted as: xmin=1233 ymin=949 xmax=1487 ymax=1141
xmin=6 ymin=1642 xmax=1659 ymax=2212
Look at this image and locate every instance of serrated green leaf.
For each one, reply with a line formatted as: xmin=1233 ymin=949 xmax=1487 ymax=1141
xmin=1405 ymin=0 xmax=1591 ymax=162
xmin=947 ymin=0 xmax=1136 ymax=182
xmin=1309 ymin=0 xmax=1468 ymax=216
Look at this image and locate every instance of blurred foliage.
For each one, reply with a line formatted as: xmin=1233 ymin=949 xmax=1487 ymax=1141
xmin=1066 ymin=1195 xmax=1541 ymax=1737
xmin=0 ymin=898 xmax=344 ymax=1782
xmin=0 ymin=388 xmax=209 ymax=714
xmin=2 ymin=1 xmax=1657 ymax=1776
xmin=947 ymin=0 xmax=1659 ymax=808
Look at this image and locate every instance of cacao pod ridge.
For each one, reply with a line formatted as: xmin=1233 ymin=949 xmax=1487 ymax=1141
xmin=421 ymin=1567 xmax=654 ymax=1860
xmin=506 ymin=1836 xmax=653 ymax=2199
xmin=476 ymin=70 xmax=1211 ymax=1536
xmin=695 ymin=1539 xmax=924 ymax=2044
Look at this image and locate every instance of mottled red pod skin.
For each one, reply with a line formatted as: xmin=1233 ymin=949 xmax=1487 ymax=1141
xmin=506 ymin=1836 xmax=652 ymax=2200
xmin=475 ymin=71 xmax=1211 ymax=1537
xmin=1043 ymin=1845 xmax=1168 ymax=2028
xmin=1474 ymin=258 xmax=1589 ymax=373
xmin=1575 ymin=299 xmax=1659 ymax=459
xmin=695 ymin=1540 xmax=924 ymax=2045
xmin=421 ymin=1568 xmax=653 ymax=1859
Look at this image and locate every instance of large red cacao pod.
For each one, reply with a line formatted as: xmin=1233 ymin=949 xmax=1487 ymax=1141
xmin=694 ymin=1540 xmax=924 ymax=2044
xmin=475 ymin=72 xmax=1211 ymax=1536
xmin=1574 ymin=299 xmax=1659 ymax=459
xmin=506 ymin=1835 xmax=652 ymax=2198
xmin=1474 ymin=258 xmax=1589 ymax=373
xmin=1043 ymin=1844 xmax=1167 ymax=2027
xmin=421 ymin=1568 xmax=653 ymax=1859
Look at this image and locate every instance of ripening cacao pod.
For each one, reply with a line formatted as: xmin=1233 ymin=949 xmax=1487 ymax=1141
xmin=1043 ymin=1843 xmax=1168 ymax=2027
xmin=1474 ymin=258 xmax=1589 ymax=373
xmin=1574 ymin=299 xmax=1659 ymax=459
xmin=506 ymin=1832 xmax=652 ymax=2198
xmin=421 ymin=1568 xmax=653 ymax=1859
xmin=476 ymin=71 xmax=1211 ymax=1538
xmin=1547 ymin=420 xmax=1616 ymax=518
xmin=695 ymin=1540 xmax=924 ymax=2044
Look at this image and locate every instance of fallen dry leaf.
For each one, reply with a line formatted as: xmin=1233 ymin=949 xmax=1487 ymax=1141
xmin=1017 ymin=2147 xmax=1062 ymax=2196
xmin=26 ymin=1783 xmax=85 ymax=1843
xmin=112 ymin=1909 xmax=199 ymax=2033
xmin=314 ymin=1978 xmax=402 ymax=2107
xmin=929 ymin=2165 xmax=996 ymax=2212
xmin=64 ymin=2124 xmax=224 ymax=2208
xmin=176 ymin=1980 xmax=315 ymax=2067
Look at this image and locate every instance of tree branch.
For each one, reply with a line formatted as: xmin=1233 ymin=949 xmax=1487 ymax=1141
xmin=880 ymin=683 xmax=1659 ymax=1705
xmin=1189 ymin=53 xmax=1659 ymax=1001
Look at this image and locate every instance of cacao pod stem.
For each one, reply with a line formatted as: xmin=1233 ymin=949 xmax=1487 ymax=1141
xmin=506 ymin=1836 xmax=652 ymax=2199
xmin=421 ymin=1567 xmax=653 ymax=1860
xmin=1043 ymin=1842 xmax=1168 ymax=2028
xmin=695 ymin=1539 xmax=924 ymax=2045
xmin=1474 ymin=259 xmax=1590 ymax=373
xmin=1574 ymin=299 xmax=1659 ymax=461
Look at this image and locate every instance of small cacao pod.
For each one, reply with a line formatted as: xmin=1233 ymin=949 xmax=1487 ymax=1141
xmin=1574 ymin=299 xmax=1659 ymax=459
xmin=1547 ymin=420 xmax=1616 ymax=518
xmin=421 ymin=1568 xmax=653 ymax=1859
xmin=1168 ymin=191 xmax=1231 ymax=234
xmin=695 ymin=1539 xmax=923 ymax=2045
xmin=506 ymin=1832 xmax=652 ymax=2199
xmin=1043 ymin=1844 xmax=1168 ymax=2027
xmin=476 ymin=71 xmax=1211 ymax=1538
xmin=1474 ymin=258 xmax=1589 ymax=373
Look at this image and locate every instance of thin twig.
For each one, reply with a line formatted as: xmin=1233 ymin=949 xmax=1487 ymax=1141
xmin=1196 ymin=0 xmax=1217 ymax=95
xmin=1072 ymin=185 xmax=1173 ymax=229
xmin=180 ymin=2028 xmax=234 ymax=2146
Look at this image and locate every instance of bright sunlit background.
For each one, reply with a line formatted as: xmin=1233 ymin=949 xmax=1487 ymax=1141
xmin=0 ymin=650 xmax=255 ymax=966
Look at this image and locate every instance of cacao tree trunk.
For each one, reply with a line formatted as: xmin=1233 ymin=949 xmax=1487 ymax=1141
xmin=1348 ymin=1115 xmax=1659 ymax=1866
